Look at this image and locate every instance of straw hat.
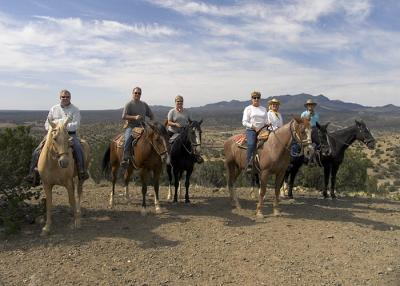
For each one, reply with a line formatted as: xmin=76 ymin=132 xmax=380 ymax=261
xmin=304 ymin=99 xmax=317 ymax=107
xmin=268 ymin=98 xmax=281 ymax=106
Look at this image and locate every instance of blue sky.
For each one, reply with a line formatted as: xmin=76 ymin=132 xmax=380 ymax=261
xmin=0 ymin=0 xmax=399 ymax=110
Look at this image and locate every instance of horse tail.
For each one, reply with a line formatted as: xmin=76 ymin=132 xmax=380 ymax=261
xmin=102 ymin=144 xmax=111 ymax=176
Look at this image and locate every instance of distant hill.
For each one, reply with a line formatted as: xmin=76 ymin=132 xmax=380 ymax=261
xmin=1 ymin=94 xmax=400 ymax=130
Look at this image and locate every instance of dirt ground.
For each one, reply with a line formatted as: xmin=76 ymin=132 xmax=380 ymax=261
xmin=1 ymin=183 xmax=399 ymax=286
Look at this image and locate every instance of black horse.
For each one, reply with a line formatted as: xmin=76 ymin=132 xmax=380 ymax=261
xmin=167 ymin=119 xmax=203 ymax=203
xmin=283 ymin=120 xmax=375 ymax=199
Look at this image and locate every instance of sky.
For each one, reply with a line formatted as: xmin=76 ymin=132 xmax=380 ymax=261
xmin=0 ymin=0 xmax=399 ymax=110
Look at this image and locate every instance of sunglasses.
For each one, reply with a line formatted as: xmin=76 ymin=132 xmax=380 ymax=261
xmin=252 ymin=96 xmax=260 ymax=99
xmin=134 ymin=92 xmax=141 ymax=95
xmin=61 ymin=96 xmax=70 ymax=99
xmin=176 ymin=101 xmax=183 ymax=103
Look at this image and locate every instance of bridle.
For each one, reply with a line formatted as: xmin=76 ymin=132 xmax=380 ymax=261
xmin=181 ymin=125 xmax=202 ymax=155
xmin=143 ymin=126 xmax=168 ymax=157
xmin=49 ymin=128 xmax=70 ymax=159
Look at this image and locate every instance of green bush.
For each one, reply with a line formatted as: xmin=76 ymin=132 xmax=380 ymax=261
xmin=0 ymin=126 xmax=43 ymax=235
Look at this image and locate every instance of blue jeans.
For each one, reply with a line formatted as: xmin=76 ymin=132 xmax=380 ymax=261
xmin=70 ymin=134 xmax=85 ymax=172
xmin=246 ymin=129 xmax=257 ymax=164
xmin=123 ymin=127 xmax=135 ymax=160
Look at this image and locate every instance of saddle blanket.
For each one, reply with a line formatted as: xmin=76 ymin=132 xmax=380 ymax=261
xmin=114 ymin=127 xmax=144 ymax=148
xmin=233 ymin=130 xmax=270 ymax=148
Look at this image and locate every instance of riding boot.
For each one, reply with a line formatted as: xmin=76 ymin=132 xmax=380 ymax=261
xmin=121 ymin=148 xmax=132 ymax=168
xmin=24 ymin=168 xmax=40 ymax=187
xmin=195 ymin=154 xmax=204 ymax=164
xmin=246 ymin=156 xmax=254 ymax=174
xmin=77 ymin=163 xmax=89 ymax=181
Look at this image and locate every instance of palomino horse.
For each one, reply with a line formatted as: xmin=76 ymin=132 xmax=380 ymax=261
xmin=166 ymin=120 xmax=203 ymax=203
xmin=224 ymin=118 xmax=311 ymax=218
xmin=102 ymin=121 xmax=169 ymax=215
xmin=38 ymin=118 xmax=90 ymax=236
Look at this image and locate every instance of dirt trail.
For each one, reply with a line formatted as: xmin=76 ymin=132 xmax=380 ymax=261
xmin=1 ymin=184 xmax=399 ymax=286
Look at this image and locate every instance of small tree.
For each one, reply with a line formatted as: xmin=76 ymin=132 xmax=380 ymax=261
xmin=0 ymin=126 xmax=43 ymax=235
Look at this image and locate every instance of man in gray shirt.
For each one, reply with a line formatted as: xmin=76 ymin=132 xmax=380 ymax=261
xmin=121 ymin=86 xmax=154 ymax=168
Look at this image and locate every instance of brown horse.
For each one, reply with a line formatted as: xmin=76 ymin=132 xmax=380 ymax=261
xmin=38 ymin=118 xmax=90 ymax=236
xmin=102 ymin=121 xmax=169 ymax=215
xmin=224 ymin=118 xmax=311 ymax=218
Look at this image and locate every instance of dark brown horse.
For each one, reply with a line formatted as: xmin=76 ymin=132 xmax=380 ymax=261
xmin=102 ymin=121 xmax=169 ymax=215
xmin=224 ymin=118 xmax=311 ymax=218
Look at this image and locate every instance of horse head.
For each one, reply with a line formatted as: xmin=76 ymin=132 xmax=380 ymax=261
xmin=47 ymin=117 xmax=71 ymax=168
xmin=187 ymin=119 xmax=203 ymax=155
xmin=292 ymin=116 xmax=313 ymax=158
xmin=147 ymin=121 xmax=170 ymax=164
xmin=355 ymin=119 xmax=375 ymax=149
xmin=315 ymin=122 xmax=332 ymax=156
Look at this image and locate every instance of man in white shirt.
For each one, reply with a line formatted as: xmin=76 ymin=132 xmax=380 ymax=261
xmin=242 ymin=91 xmax=268 ymax=173
xmin=26 ymin=90 xmax=88 ymax=185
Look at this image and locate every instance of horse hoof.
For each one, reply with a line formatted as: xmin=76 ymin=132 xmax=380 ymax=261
xmin=185 ymin=199 xmax=191 ymax=204
xmin=141 ymin=208 xmax=147 ymax=216
xmin=331 ymin=195 xmax=337 ymax=200
xmin=273 ymin=210 xmax=282 ymax=217
xmin=155 ymin=206 xmax=162 ymax=214
xmin=40 ymin=228 xmax=50 ymax=237
xmin=255 ymin=212 xmax=264 ymax=219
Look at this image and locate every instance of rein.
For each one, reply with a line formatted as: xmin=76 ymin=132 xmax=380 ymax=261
xmin=144 ymin=127 xmax=168 ymax=157
xmin=271 ymin=120 xmax=307 ymax=157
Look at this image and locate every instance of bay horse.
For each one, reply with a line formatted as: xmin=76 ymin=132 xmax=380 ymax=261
xmin=282 ymin=122 xmax=331 ymax=199
xmin=38 ymin=118 xmax=90 ymax=236
xmin=166 ymin=119 xmax=202 ymax=203
xmin=102 ymin=121 xmax=169 ymax=215
xmin=283 ymin=120 xmax=375 ymax=199
xmin=224 ymin=117 xmax=311 ymax=218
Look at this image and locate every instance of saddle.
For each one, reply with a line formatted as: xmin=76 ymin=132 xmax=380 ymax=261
xmin=114 ymin=127 xmax=145 ymax=148
xmin=233 ymin=130 xmax=270 ymax=149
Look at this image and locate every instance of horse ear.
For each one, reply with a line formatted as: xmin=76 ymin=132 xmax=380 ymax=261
xmin=188 ymin=118 xmax=192 ymax=124
xmin=316 ymin=122 xmax=321 ymax=129
xmin=64 ymin=116 xmax=72 ymax=128
xmin=48 ymin=118 xmax=57 ymax=129
xmin=199 ymin=119 xmax=203 ymax=125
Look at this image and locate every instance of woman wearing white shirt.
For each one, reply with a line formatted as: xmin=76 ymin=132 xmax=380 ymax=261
xmin=242 ymin=91 xmax=268 ymax=173
xmin=267 ymin=98 xmax=283 ymax=130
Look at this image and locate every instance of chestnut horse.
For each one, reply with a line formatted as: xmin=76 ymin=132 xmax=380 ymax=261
xmin=224 ymin=118 xmax=311 ymax=218
xmin=102 ymin=121 xmax=169 ymax=215
xmin=38 ymin=118 xmax=90 ymax=236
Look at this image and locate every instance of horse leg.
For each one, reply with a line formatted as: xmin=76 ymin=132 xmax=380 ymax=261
xmin=322 ymin=164 xmax=330 ymax=199
xmin=124 ymin=167 xmax=134 ymax=202
xmin=109 ymin=165 xmax=118 ymax=209
xmin=140 ymin=170 xmax=148 ymax=216
xmin=41 ymin=184 xmax=53 ymax=236
xmin=167 ymin=164 xmax=173 ymax=201
xmin=250 ymin=173 xmax=260 ymax=199
xmin=184 ymin=167 xmax=194 ymax=204
xmin=256 ymin=170 xmax=269 ymax=218
xmin=273 ymin=172 xmax=286 ymax=216
xmin=330 ymin=164 xmax=339 ymax=199
xmin=173 ymin=169 xmax=182 ymax=203
xmin=64 ymin=180 xmax=78 ymax=229
xmin=153 ymin=169 xmax=162 ymax=214
xmin=76 ymin=179 xmax=83 ymax=229
xmin=287 ymin=163 xmax=301 ymax=199
xmin=226 ymin=161 xmax=241 ymax=209
xmin=280 ymin=170 xmax=289 ymax=198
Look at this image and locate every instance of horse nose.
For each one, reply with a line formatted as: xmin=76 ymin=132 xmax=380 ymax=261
xmin=58 ymin=157 xmax=69 ymax=168
xmin=161 ymin=153 xmax=169 ymax=164
xmin=194 ymin=146 xmax=201 ymax=154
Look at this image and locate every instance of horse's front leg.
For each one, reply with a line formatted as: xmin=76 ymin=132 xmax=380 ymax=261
xmin=109 ymin=165 xmax=118 ymax=209
xmin=76 ymin=179 xmax=83 ymax=229
xmin=273 ymin=172 xmax=286 ymax=216
xmin=256 ymin=170 xmax=269 ymax=218
xmin=41 ymin=184 xmax=53 ymax=236
xmin=184 ymin=167 xmax=194 ymax=204
xmin=66 ymin=180 xmax=79 ymax=229
xmin=124 ymin=167 xmax=134 ymax=202
xmin=153 ymin=169 xmax=162 ymax=214
xmin=330 ymin=164 xmax=339 ymax=199
xmin=173 ymin=169 xmax=181 ymax=203
xmin=140 ymin=169 xmax=149 ymax=216
xmin=322 ymin=164 xmax=330 ymax=199
xmin=167 ymin=164 xmax=173 ymax=201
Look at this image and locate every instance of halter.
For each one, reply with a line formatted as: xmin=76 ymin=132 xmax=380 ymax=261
xmin=143 ymin=126 xmax=168 ymax=157
xmin=49 ymin=128 xmax=70 ymax=159
xmin=180 ymin=125 xmax=202 ymax=155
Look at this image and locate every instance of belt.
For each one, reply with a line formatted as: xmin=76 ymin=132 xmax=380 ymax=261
xmin=68 ymin=131 xmax=76 ymax=135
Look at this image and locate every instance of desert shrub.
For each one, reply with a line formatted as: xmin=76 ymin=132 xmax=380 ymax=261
xmin=191 ymin=160 xmax=226 ymax=188
xmin=0 ymin=126 xmax=44 ymax=235
xmin=89 ymin=140 xmax=111 ymax=184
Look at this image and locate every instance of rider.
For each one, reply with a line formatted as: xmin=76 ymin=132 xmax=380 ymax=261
xmin=267 ymin=98 xmax=283 ymax=130
xmin=25 ymin=89 xmax=89 ymax=186
xmin=121 ymin=87 xmax=154 ymax=168
xmin=301 ymin=99 xmax=319 ymax=127
xmin=167 ymin=95 xmax=204 ymax=164
xmin=242 ymin=91 xmax=268 ymax=173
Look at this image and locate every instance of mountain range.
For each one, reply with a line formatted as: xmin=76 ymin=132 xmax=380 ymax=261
xmin=1 ymin=94 xmax=400 ymax=130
